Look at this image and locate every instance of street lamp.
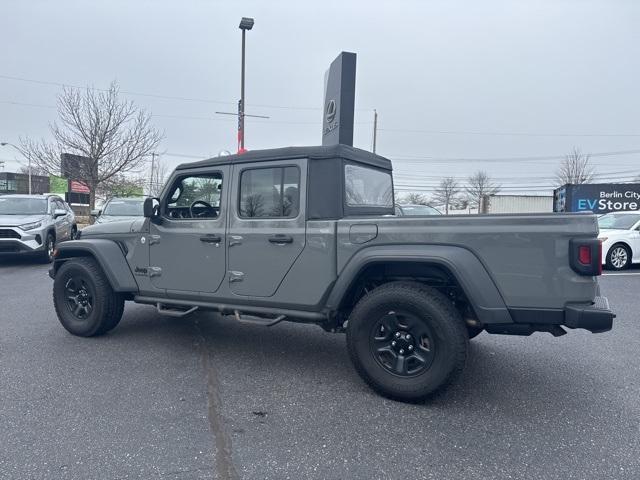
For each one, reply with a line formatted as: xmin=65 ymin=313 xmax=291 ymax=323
xmin=238 ymin=16 xmax=254 ymax=153
xmin=0 ymin=142 xmax=31 ymax=194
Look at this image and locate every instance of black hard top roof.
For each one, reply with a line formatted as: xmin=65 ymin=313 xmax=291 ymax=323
xmin=175 ymin=144 xmax=392 ymax=171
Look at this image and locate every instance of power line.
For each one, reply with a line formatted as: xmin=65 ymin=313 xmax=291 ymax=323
xmin=388 ymin=149 xmax=640 ymax=163
xmin=0 ymin=100 xmax=374 ymax=126
xmin=0 ymin=74 xmax=324 ymax=111
xmin=379 ymin=127 xmax=640 ymax=138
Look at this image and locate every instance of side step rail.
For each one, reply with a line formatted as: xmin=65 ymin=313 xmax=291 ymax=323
xmin=156 ymin=303 xmax=199 ymax=317
xmin=232 ymin=310 xmax=286 ymax=327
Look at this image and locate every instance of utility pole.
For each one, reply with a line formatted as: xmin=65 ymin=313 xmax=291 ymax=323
xmin=149 ymin=152 xmax=156 ymax=196
xmin=238 ymin=17 xmax=254 ymax=153
xmin=372 ymin=109 xmax=378 ymax=154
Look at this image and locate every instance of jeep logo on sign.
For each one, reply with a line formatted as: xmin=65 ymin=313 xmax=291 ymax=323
xmin=325 ymin=99 xmax=337 ymax=124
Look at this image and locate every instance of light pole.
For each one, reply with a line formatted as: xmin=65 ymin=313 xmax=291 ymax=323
xmin=0 ymin=142 xmax=30 ymax=194
xmin=238 ymin=17 xmax=254 ymax=153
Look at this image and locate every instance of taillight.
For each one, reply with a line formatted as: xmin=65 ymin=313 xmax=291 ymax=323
xmin=578 ymin=245 xmax=591 ymax=265
xmin=569 ymin=238 xmax=601 ymax=276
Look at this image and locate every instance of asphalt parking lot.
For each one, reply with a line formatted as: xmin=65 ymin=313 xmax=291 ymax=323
xmin=1 ymin=257 xmax=638 ymax=480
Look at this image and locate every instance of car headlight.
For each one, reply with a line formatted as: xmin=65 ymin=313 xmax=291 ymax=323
xmin=20 ymin=221 xmax=42 ymax=231
xmin=599 ymin=237 xmax=608 ymax=243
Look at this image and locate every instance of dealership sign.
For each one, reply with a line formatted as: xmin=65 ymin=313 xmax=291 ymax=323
xmin=322 ymin=52 xmax=357 ymax=146
xmin=554 ymin=183 xmax=640 ymax=213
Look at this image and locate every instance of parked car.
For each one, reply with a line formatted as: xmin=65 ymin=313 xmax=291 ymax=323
xmin=0 ymin=194 xmax=76 ymax=262
xmin=395 ymin=204 xmax=442 ymax=216
xmin=92 ymin=197 xmax=145 ymax=224
xmin=598 ymin=211 xmax=640 ymax=270
xmin=49 ymin=145 xmax=613 ymax=402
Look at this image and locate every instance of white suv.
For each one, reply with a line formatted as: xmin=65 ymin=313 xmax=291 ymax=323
xmin=0 ymin=194 xmax=77 ymax=262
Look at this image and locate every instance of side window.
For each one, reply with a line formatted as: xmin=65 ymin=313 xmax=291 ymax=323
xmin=345 ymin=164 xmax=393 ymax=208
xmin=239 ymin=166 xmax=300 ymax=218
xmin=164 ymin=172 xmax=223 ymax=219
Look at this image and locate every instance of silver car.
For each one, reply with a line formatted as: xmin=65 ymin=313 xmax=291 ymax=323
xmin=92 ymin=197 xmax=145 ymax=224
xmin=0 ymin=194 xmax=76 ymax=262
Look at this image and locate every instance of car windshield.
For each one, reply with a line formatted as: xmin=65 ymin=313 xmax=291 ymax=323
xmin=598 ymin=213 xmax=640 ymax=230
xmin=0 ymin=197 xmax=48 ymax=215
xmin=103 ymin=199 xmax=144 ymax=216
xmin=400 ymin=205 xmax=440 ymax=216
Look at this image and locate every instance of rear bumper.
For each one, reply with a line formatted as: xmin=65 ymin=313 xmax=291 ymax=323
xmin=564 ymin=296 xmax=614 ymax=333
xmin=486 ymin=296 xmax=614 ymax=335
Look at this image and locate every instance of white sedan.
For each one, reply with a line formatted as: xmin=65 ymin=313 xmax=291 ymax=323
xmin=598 ymin=211 xmax=640 ymax=270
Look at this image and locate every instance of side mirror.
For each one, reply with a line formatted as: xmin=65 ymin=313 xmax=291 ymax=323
xmin=90 ymin=209 xmax=101 ymax=217
xmin=53 ymin=209 xmax=67 ymax=218
xmin=144 ymin=197 xmax=160 ymax=221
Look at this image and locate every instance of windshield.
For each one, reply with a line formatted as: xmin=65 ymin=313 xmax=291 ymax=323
xmin=400 ymin=205 xmax=441 ymax=216
xmin=0 ymin=197 xmax=48 ymax=215
xmin=598 ymin=213 xmax=640 ymax=230
xmin=102 ymin=199 xmax=144 ymax=216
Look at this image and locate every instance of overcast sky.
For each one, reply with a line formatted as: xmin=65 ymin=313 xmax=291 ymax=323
xmin=1 ymin=0 xmax=638 ymax=195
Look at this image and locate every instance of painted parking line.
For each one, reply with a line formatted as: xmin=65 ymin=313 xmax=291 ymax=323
xmin=602 ymin=272 xmax=640 ymax=276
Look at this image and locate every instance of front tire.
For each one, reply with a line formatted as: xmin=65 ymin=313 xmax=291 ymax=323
xmin=346 ymin=281 xmax=468 ymax=402
xmin=53 ymin=257 xmax=125 ymax=337
xmin=40 ymin=233 xmax=55 ymax=263
xmin=606 ymin=244 xmax=630 ymax=270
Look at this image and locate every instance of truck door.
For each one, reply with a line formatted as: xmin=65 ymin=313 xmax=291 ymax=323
xmin=148 ymin=167 xmax=228 ymax=293
xmin=227 ymin=159 xmax=306 ymax=297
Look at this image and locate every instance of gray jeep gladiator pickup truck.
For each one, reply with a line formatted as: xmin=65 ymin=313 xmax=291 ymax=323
xmin=49 ymin=145 xmax=614 ymax=401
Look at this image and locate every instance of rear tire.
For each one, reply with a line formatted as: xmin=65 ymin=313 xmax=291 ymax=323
xmin=606 ymin=243 xmax=630 ymax=270
xmin=53 ymin=257 xmax=125 ymax=336
xmin=346 ymin=281 xmax=468 ymax=402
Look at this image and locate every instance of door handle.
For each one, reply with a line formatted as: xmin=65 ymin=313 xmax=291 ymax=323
xmin=268 ymin=235 xmax=293 ymax=244
xmin=200 ymin=235 xmax=221 ymax=243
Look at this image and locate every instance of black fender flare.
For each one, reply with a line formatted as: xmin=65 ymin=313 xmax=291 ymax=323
xmin=325 ymin=245 xmax=513 ymax=325
xmin=49 ymin=239 xmax=138 ymax=293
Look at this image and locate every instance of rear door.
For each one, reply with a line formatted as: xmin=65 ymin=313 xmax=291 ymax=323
xmin=227 ymin=159 xmax=307 ymax=297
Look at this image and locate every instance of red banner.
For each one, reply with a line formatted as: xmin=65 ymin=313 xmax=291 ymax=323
xmin=69 ymin=180 xmax=90 ymax=193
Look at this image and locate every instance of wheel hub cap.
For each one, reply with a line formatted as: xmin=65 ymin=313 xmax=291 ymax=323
xmin=390 ymin=331 xmax=414 ymax=354
xmin=370 ymin=311 xmax=436 ymax=377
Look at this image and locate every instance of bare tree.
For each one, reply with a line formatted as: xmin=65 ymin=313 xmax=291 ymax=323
xmin=18 ymin=163 xmax=48 ymax=177
xmin=97 ymin=174 xmax=145 ymax=200
xmin=20 ymin=81 xmax=162 ymax=208
xmin=402 ymin=192 xmax=429 ymax=205
xmin=555 ymin=147 xmax=594 ymax=185
xmin=149 ymin=156 xmax=169 ymax=197
xmin=466 ymin=170 xmax=501 ymax=213
xmin=432 ymin=177 xmax=460 ymax=215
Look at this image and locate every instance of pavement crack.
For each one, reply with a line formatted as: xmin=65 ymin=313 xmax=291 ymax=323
xmin=195 ymin=319 xmax=240 ymax=480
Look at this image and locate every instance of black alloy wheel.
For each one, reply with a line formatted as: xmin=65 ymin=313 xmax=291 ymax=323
xmin=64 ymin=275 xmax=94 ymax=320
xmin=370 ymin=310 xmax=435 ymax=377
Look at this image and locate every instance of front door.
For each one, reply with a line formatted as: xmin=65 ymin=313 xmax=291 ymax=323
xmin=52 ymin=198 xmax=71 ymax=241
xmin=149 ymin=167 xmax=228 ymax=293
xmin=227 ymin=159 xmax=306 ymax=297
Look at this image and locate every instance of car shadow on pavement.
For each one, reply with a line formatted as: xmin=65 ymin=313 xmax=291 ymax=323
xmin=0 ymin=254 xmax=47 ymax=267
xmin=107 ymin=306 xmax=620 ymax=417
